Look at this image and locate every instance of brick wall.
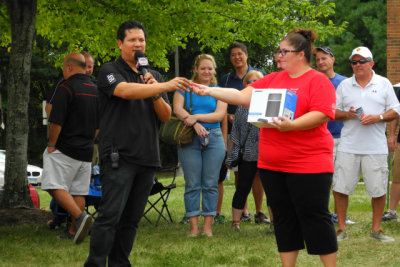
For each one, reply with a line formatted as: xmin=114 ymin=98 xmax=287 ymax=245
xmin=387 ymin=0 xmax=400 ymax=85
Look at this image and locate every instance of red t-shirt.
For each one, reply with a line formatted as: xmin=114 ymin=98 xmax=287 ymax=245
xmin=250 ymin=69 xmax=336 ymax=173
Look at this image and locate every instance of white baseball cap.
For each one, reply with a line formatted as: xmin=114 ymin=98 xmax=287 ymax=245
xmin=349 ymin=46 xmax=373 ymax=60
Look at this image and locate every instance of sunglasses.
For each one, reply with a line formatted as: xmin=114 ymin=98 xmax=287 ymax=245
xmin=350 ymin=59 xmax=371 ymax=65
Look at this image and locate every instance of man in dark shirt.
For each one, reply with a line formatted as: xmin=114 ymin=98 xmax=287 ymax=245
xmin=41 ymin=52 xmax=99 ymax=244
xmin=216 ymin=42 xmax=266 ymax=224
xmin=84 ymin=20 xmax=190 ymax=266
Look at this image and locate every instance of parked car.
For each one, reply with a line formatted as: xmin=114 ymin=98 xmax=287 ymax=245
xmin=0 ymin=150 xmax=43 ymax=186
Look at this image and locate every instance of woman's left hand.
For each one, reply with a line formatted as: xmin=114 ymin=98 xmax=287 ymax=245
xmin=194 ymin=123 xmax=209 ymax=138
xmin=270 ymin=116 xmax=294 ymax=132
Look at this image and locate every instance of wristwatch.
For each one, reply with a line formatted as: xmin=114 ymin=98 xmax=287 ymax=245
xmin=379 ymin=114 xmax=384 ymax=121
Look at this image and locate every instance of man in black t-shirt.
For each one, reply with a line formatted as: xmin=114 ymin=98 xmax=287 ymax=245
xmin=41 ymin=52 xmax=99 ymax=244
xmin=85 ymin=20 xmax=190 ymax=266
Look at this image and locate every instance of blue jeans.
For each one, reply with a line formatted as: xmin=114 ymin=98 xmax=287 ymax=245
xmin=178 ymin=128 xmax=225 ymax=217
xmin=84 ymin=159 xmax=155 ymax=267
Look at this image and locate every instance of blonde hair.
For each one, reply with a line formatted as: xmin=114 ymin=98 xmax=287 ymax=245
xmin=191 ymin=54 xmax=217 ymax=85
xmin=243 ymin=70 xmax=264 ymax=85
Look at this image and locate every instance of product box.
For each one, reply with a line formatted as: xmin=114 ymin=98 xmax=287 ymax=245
xmin=247 ymin=89 xmax=297 ymax=128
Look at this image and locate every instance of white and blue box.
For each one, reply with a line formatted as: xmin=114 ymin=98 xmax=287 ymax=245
xmin=247 ymin=89 xmax=297 ymax=128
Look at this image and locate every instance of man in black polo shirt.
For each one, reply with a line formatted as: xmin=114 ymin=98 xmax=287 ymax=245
xmin=41 ymin=52 xmax=99 ymax=244
xmin=84 ymin=20 xmax=190 ymax=266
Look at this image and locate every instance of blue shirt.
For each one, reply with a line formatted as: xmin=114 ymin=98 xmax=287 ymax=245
xmin=178 ymin=85 xmax=220 ymax=128
xmin=328 ymin=73 xmax=346 ymax=138
xmin=219 ymin=64 xmax=266 ymax=115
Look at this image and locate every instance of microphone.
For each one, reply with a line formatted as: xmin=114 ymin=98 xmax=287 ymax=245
xmin=134 ymin=51 xmax=149 ymax=76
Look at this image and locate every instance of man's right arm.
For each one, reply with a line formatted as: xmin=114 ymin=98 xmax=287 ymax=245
xmin=113 ymin=79 xmax=186 ymax=100
xmin=335 ymin=107 xmax=357 ymax=121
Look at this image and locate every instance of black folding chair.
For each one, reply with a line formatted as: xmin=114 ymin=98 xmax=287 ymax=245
xmin=85 ymin=165 xmax=101 ymax=218
xmin=143 ymin=165 xmax=177 ymax=226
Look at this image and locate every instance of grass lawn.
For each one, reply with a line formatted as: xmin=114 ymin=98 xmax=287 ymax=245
xmin=1 ymin=172 xmax=400 ymax=266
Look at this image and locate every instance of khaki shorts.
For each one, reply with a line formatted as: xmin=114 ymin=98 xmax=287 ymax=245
xmin=392 ymin=145 xmax=400 ymax=183
xmin=333 ymin=151 xmax=388 ymax=197
xmin=41 ymin=149 xmax=91 ymax=195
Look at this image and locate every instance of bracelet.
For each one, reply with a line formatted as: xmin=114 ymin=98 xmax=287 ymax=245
xmin=47 ymin=144 xmax=55 ymax=148
xmin=152 ymin=94 xmax=162 ymax=101
xmin=193 ymin=121 xmax=198 ymax=126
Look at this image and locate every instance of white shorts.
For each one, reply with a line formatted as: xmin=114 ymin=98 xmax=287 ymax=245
xmin=333 ymin=151 xmax=388 ymax=197
xmin=41 ymin=149 xmax=91 ymax=195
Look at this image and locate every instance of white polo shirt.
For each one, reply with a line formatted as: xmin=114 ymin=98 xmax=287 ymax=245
xmin=336 ymin=71 xmax=400 ymax=154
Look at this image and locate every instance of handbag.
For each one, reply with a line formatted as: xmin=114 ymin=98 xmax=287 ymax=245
xmin=159 ymin=91 xmax=194 ymax=145
xmin=229 ymin=125 xmax=251 ymax=167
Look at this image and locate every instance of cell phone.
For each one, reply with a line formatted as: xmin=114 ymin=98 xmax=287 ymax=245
xmin=201 ymin=135 xmax=209 ymax=148
xmin=355 ymin=107 xmax=365 ymax=120
xmin=110 ymin=151 xmax=119 ymax=169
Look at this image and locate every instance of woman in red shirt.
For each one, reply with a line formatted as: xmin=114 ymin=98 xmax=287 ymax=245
xmin=192 ymin=28 xmax=337 ymax=267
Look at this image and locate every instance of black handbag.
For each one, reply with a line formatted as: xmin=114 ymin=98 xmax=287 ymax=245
xmin=159 ymin=91 xmax=194 ymax=145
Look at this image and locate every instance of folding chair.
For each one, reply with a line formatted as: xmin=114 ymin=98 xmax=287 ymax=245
xmin=85 ymin=165 xmax=102 ymax=218
xmin=143 ymin=165 xmax=177 ymax=226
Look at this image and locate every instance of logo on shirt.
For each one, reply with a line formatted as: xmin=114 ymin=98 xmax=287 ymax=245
xmin=107 ymin=74 xmax=116 ymax=85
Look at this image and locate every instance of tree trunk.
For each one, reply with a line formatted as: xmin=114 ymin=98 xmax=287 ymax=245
xmin=1 ymin=0 xmax=37 ymax=208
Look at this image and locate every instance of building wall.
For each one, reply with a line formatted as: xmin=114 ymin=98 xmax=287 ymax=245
xmin=387 ymin=0 xmax=400 ymax=85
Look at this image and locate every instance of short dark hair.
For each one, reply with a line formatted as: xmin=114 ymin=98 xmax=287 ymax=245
xmin=117 ymin=20 xmax=147 ymax=41
xmin=228 ymin=42 xmax=248 ymax=55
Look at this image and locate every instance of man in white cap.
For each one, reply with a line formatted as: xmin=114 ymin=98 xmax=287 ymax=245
xmin=333 ymin=46 xmax=400 ymax=242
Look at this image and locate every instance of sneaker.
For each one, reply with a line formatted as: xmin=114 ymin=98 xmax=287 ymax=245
xmin=382 ymin=211 xmax=398 ymax=222
xmin=370 ymin=230 xmax=395 ymax=242
xmin=214 ymin=214 xmax=225 ymax=224
xmin=254 ymin=212 xmax=270 ymax=224
xmin=179 ymin=216 xmax=189 ymax=224
xmin=336 ymin=229 xmax=348 ymax=242
xmin=231 ymin=222 xmax=240 ymax=231
xmin=73 ymin=213 xmax=92 ymax=245
xmin=331 ymin=213 xmax=356 ymax=225
xmin=57 ymin=231 xmax=74 ymax=240
xmin=240 ymin=213 xmax=251 ymax=222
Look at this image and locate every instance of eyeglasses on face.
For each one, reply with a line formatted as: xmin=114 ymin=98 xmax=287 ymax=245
xmin=276 ymin=49 xmax=300 ymax=56
xmin=350 ymin=59 xmax=371 ymax=65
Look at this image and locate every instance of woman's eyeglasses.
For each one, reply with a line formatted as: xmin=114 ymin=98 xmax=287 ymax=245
xmin=275 ymin=49 xmax=300 ymax=56
xmin=350 ymin=59 xmax=371 ymax=65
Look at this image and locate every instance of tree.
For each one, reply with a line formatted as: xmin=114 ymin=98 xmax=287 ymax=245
xmin=314 ymin=0 xmax=387 ymax=77
xmin=35 ymin=0 xmax=344 ymax=69
xmin=1 ymin=0 xmax=37 ymax=208
xmin=0 ymin=0 xmax=345 ymax=208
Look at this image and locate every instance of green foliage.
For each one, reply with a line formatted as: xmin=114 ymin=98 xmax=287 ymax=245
xmin=314 ymin=0 xmax=387 ymax=77
xmin=32 ymin=0 xmax=345 ymax=69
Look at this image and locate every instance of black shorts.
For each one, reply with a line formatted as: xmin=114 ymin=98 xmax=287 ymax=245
xmin=259 ymin=169 xmax=338 ymax=255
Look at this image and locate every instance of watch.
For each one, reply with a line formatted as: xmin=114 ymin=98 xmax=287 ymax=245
xmin=379 ymin=114 xmax=384 ymax=121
